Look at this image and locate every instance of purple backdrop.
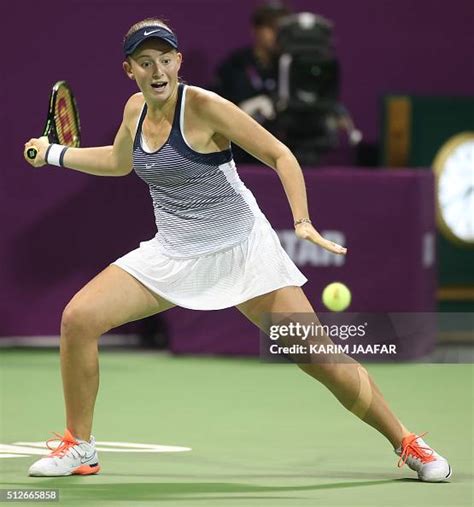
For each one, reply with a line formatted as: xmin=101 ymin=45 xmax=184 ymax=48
xmin=168 ymin=167 xmax=436 ymax=357
xmin=2 ymin=0 xmax=473 ymax=162
xmin=0 ymin=0 xmax=464 ymax=338
xmin=0 ymin=167 xmax=435 ymax=337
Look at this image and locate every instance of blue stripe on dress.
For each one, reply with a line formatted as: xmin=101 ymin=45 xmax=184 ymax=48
xmin=132 ymin=84 xmax=257 ymax=257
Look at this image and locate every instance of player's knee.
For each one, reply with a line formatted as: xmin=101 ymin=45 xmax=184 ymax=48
xmin=61 ymin=301 xmax=111 ymax=338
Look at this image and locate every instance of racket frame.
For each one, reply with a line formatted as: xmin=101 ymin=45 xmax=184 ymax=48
xmin=26 ymin=80 xmax=81 ymax=160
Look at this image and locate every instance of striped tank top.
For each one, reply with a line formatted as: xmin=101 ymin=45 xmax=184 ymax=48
xmin=133 ymin=84 xmax=262 ymax=258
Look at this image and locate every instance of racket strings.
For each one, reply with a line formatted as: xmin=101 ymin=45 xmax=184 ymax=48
xmin=54 ymin=87 xmax=80 ymax=147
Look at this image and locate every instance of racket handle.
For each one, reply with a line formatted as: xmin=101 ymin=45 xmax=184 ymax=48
xmin=26 ymin=147 xmax=38 ymax=160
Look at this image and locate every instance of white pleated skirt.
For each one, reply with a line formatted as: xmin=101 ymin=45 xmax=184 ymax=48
xmin=112 ymin=216 xmax=307 ymax=310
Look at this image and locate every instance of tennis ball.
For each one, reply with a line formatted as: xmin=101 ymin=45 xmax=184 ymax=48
xmin=322 ymin=282 xmax=351 ymax=312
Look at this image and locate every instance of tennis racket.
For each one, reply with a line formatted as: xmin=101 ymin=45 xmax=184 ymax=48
xmin=26 ymin=81 xmax=81 ymax=160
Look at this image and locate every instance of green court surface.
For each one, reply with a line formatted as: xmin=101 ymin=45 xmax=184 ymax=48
xmin=0 ymin=350 xmax=473 ymax=506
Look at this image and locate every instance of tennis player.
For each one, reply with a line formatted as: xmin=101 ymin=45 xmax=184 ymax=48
xmin=24 ymin=18 xmax=451 ymax=481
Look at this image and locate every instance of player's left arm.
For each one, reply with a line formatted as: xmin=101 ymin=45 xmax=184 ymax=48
xmin=196 ymin=90 xmax=347 ymax=255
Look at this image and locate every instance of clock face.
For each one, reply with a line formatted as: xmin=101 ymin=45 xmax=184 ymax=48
xmin=434 ymin=134 xmax=474 ymax=246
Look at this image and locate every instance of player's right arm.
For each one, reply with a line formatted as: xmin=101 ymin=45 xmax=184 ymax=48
xmin=24 ymin=94 xmax=143 ymax=176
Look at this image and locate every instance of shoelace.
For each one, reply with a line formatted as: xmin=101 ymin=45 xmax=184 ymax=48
xmin=46 ymin=432 xmax=82 ymax=459
xmin=397 ymin=432 xmax=435 ymax=468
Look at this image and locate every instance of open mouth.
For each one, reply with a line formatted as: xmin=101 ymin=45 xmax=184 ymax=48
xmin=151 ymin=82 xmax=167 ymax=90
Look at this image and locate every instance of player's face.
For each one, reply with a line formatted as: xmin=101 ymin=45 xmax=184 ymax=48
xmin=124 ymin=40 xmax=182 ymax=103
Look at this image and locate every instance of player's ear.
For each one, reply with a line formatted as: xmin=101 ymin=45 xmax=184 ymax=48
xmin=176 ymin=52 xmax=183 ymax=72
xmin=123 ymin=59 xmax=135 ymax=80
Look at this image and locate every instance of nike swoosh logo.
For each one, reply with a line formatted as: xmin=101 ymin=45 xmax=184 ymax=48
xmin=82 ymin=453 xmax=96 ymax=463
xmin=144 ymin=29 xmax=161 ymax=36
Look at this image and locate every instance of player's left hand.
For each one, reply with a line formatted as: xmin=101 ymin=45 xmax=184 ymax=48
xmin=295 ymin=222 xmax=347 ymax=255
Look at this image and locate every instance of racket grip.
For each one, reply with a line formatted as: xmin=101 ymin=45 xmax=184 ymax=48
xmin=26 ymin=147 xmax=38 ymax=160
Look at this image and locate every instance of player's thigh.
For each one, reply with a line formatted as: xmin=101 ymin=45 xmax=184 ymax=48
xmin=63 ymin=264 xmax=174 ymax=333
xmin=236 ymin=286 xmax=314 ymax=331
xmin=237 ymin=286 xmax=338 ymax=370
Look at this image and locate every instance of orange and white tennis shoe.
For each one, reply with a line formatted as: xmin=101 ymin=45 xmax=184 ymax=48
xmin=28 ymin=429 xmax=100 ymax=477
xmin=395 ymin=432 xmax=451 ymax=482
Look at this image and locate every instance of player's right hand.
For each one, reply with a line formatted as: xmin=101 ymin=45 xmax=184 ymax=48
xmin=24 ymin=136 xmax=49 ymax=167
xmin=295 ymin=222 xmax=348 ymax=255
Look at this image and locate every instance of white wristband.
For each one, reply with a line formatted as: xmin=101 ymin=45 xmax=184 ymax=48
xmin=45 ymin=143 xmax=68 ymax=167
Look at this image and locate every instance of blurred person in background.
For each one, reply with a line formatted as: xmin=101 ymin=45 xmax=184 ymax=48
xmin=214 ymin=2 xmax=290 ymax=161
xmin=214 ymin=3 xmax=361 ymax=165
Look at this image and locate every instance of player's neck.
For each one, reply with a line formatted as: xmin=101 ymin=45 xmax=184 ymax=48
xmin=146 ymin=85 xmax=179 ymax=120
